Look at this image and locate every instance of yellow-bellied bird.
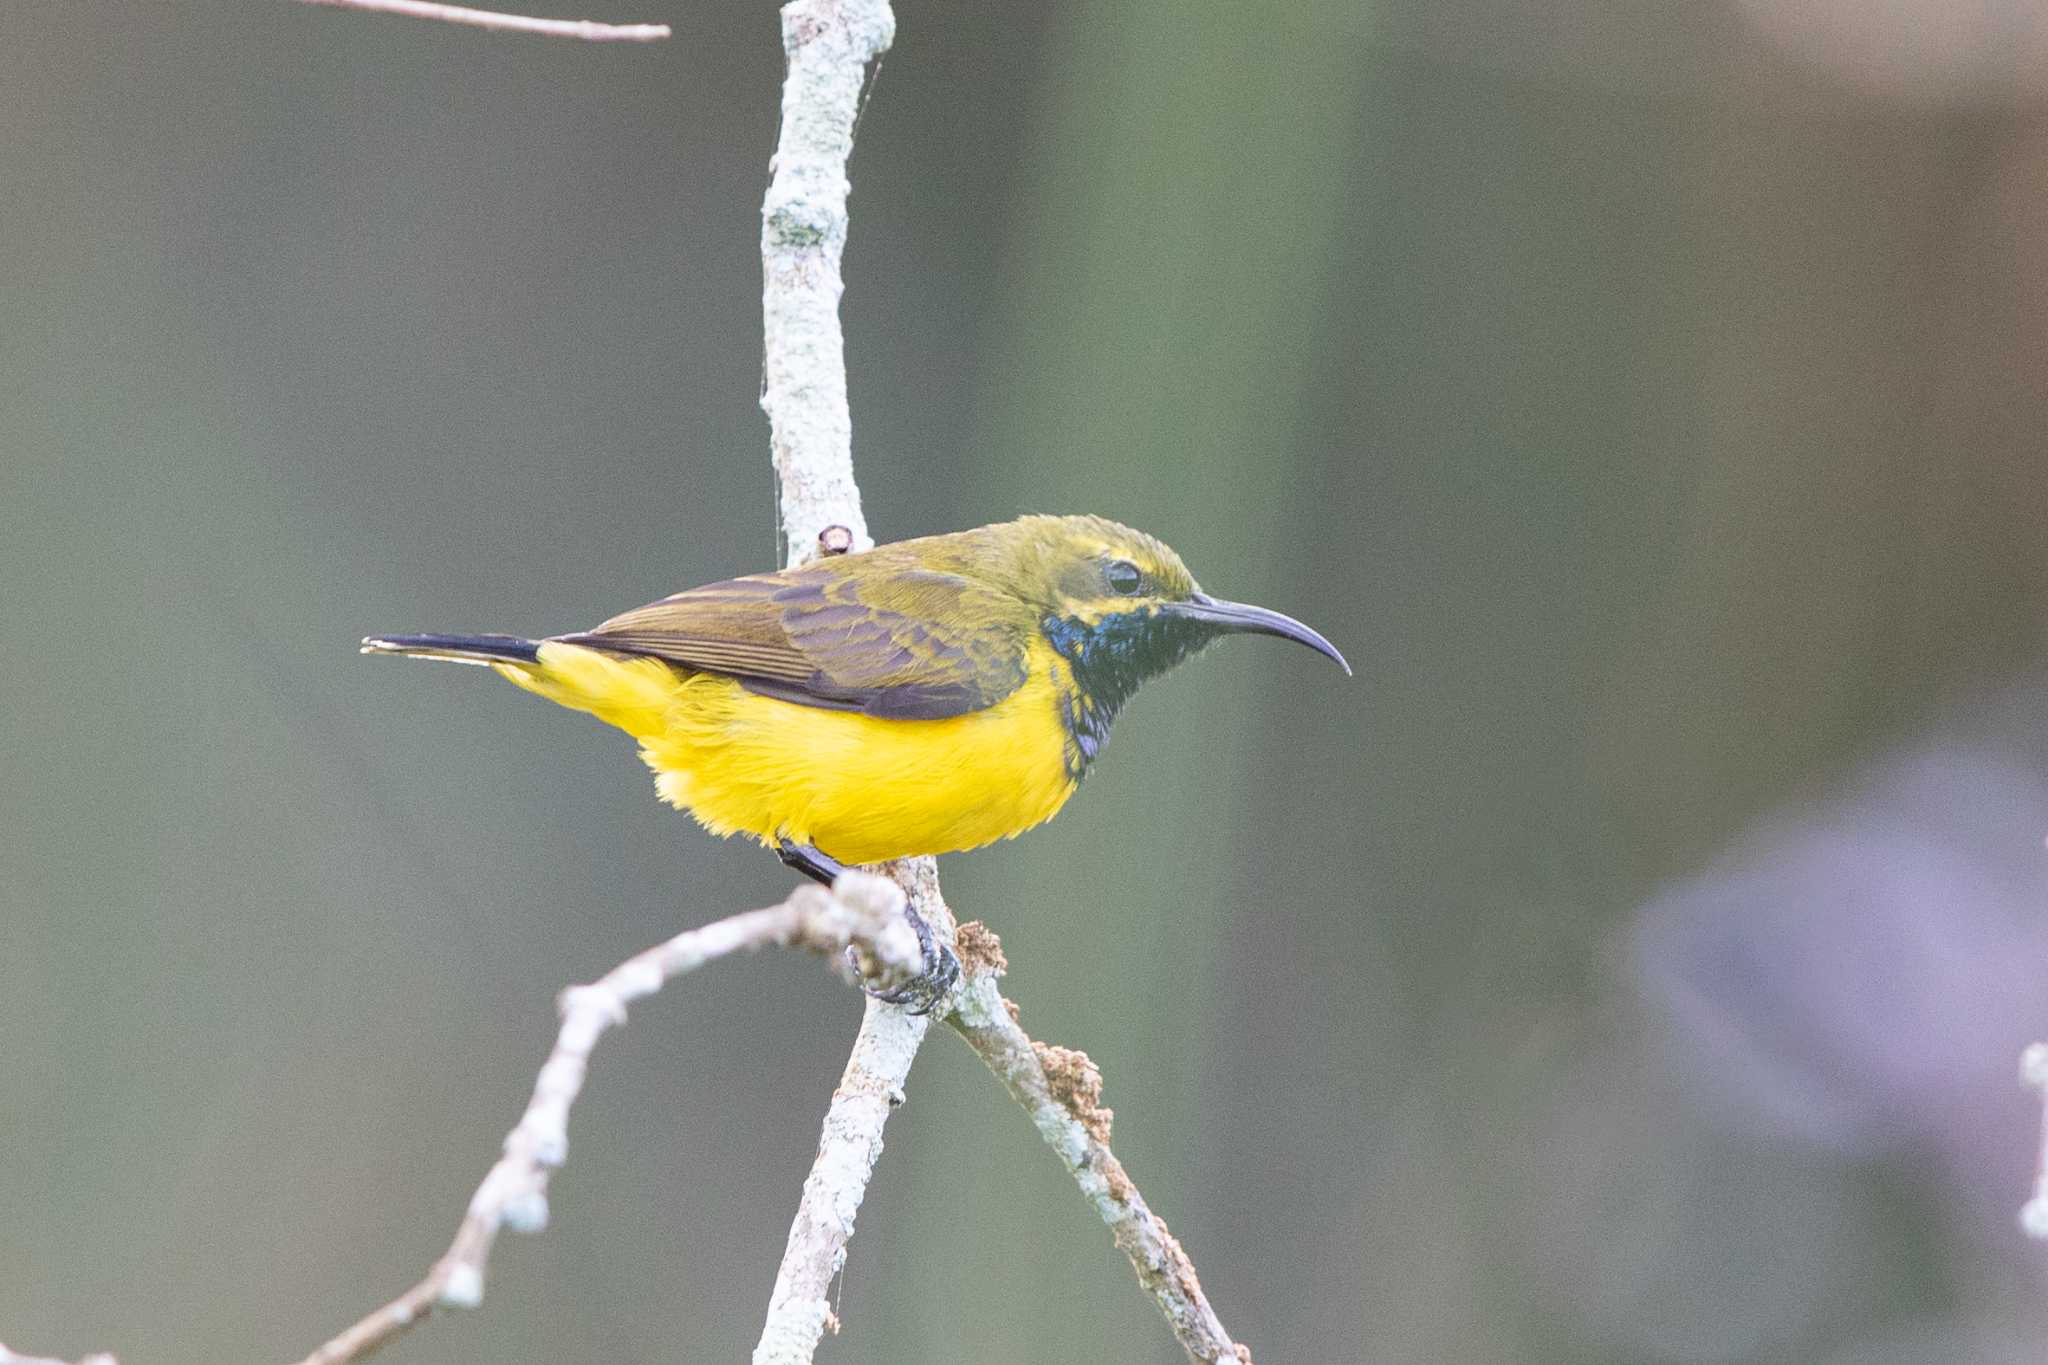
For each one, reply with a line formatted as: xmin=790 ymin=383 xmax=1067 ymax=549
xmin=364 ymin=514 xmax=1348 ymax=1005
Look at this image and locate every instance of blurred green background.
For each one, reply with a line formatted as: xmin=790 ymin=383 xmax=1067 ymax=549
xmin=9 ymin=2 xmax=2048 ymax=1362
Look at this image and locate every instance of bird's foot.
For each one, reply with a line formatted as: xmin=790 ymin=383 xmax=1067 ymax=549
xmin=863 ymin=902 xmax=959 ymax=1017
xmin=776 ymin=840 xmax=958 ymax=1015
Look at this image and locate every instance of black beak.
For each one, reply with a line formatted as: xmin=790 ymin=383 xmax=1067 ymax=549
xmin=1166 ymin=592 xmax=1351 ymax=675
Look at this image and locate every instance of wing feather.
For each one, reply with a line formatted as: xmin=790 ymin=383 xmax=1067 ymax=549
xmin=555 ymin=561 xmax=1030 ymax=719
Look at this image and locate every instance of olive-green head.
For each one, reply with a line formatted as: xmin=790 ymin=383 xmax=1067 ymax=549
xmin=955 ymin=514 xmax=1350 ymax=713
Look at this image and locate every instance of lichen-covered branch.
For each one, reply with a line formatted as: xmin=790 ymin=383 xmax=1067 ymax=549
xmin=746 ymin=5 xmax=959 ymax=1364
xmin=946 ymin=926 xmax=1251 ymax=1365
xmin=291 ymin=876 xmax=922 ymax=1365
xmin=293 ymin=0 xmax=670 ymax=41
xmin=759 ymin=0 xmax=894 ymax=569
xmin=753 ymin=861 xmax=953 ymax=1364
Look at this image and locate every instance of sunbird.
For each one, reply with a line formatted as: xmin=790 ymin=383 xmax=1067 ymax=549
xmin=365 ymin=515 xmax=1347 ymax=1003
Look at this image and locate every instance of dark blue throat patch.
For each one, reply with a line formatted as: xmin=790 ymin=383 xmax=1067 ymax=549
xmin=1041 ymin=609 xmax=1207 ymax=777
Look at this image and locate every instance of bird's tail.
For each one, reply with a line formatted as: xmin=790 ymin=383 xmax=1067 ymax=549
xmin=362 ymin=632 xmax=685 ymax=743
xmin=360 ymin=632 xmax=543 ymax=667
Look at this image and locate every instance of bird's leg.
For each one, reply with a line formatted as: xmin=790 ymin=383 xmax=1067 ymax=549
xmin=776 ymin=837 xmax=846 ymax=887
xmin=775 ymin=839 xmax=960 ymax=1016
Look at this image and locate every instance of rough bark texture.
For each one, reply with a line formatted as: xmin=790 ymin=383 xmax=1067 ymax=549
xmin=948 ymin=959 xmax=1250 ymax=1364
xmin=759 ymin=0 xmax=894 ymax=569
xmin=753 ymin=860 xmax=955 ymax=1364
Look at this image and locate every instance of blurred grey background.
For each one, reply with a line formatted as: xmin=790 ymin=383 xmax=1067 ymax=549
xmin=8 ymin=2 xmax=2048 ymax=1362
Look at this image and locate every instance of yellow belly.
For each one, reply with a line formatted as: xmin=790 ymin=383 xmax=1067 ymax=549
xmin=494 ymin=641 xmax=1079 ymax=865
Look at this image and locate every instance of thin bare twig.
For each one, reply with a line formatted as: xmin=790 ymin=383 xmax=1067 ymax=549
xmin=292 ymin=876 xmax=922 ymax=1365
xmin=293 ymin=0 xmax=669 ymax=42
xmin=0 ymin=1346 xmax=116 ymax=1365
xmin=946 ymin=927 xmax=1250 ymax=1365
xmin=2019 ymin=1042 xmax=2048 ymax=1237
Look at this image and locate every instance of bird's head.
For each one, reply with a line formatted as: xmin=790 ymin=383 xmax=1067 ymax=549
xmin=992 ymin=515 xmax=1350 ymax=714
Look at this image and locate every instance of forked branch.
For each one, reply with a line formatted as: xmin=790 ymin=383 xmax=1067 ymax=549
xmin=292 ymin=876 xmax=923 ymax=1365
xmin=259 ymin=2 xmax=1253 ymax=1362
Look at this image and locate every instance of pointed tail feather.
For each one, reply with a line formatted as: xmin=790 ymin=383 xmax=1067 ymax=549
xmin=360 ymin=632 xmax=543 ymax=667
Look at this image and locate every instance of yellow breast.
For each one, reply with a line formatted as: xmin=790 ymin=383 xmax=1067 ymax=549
xmin=494 ymin=640 xmax=1079 ymax=865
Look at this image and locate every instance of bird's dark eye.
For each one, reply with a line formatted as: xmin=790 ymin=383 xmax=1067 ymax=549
xmin=1105 ymin=560 xmax=1144 ymax=595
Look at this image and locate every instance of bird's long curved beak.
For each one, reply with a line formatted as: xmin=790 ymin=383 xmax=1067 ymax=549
xmin=1167 ymin=592 xmax=1351 ymax=675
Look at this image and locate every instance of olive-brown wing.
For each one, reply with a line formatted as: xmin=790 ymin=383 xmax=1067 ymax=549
xmin=558 ymin=564 xmax=1031 ymax=720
